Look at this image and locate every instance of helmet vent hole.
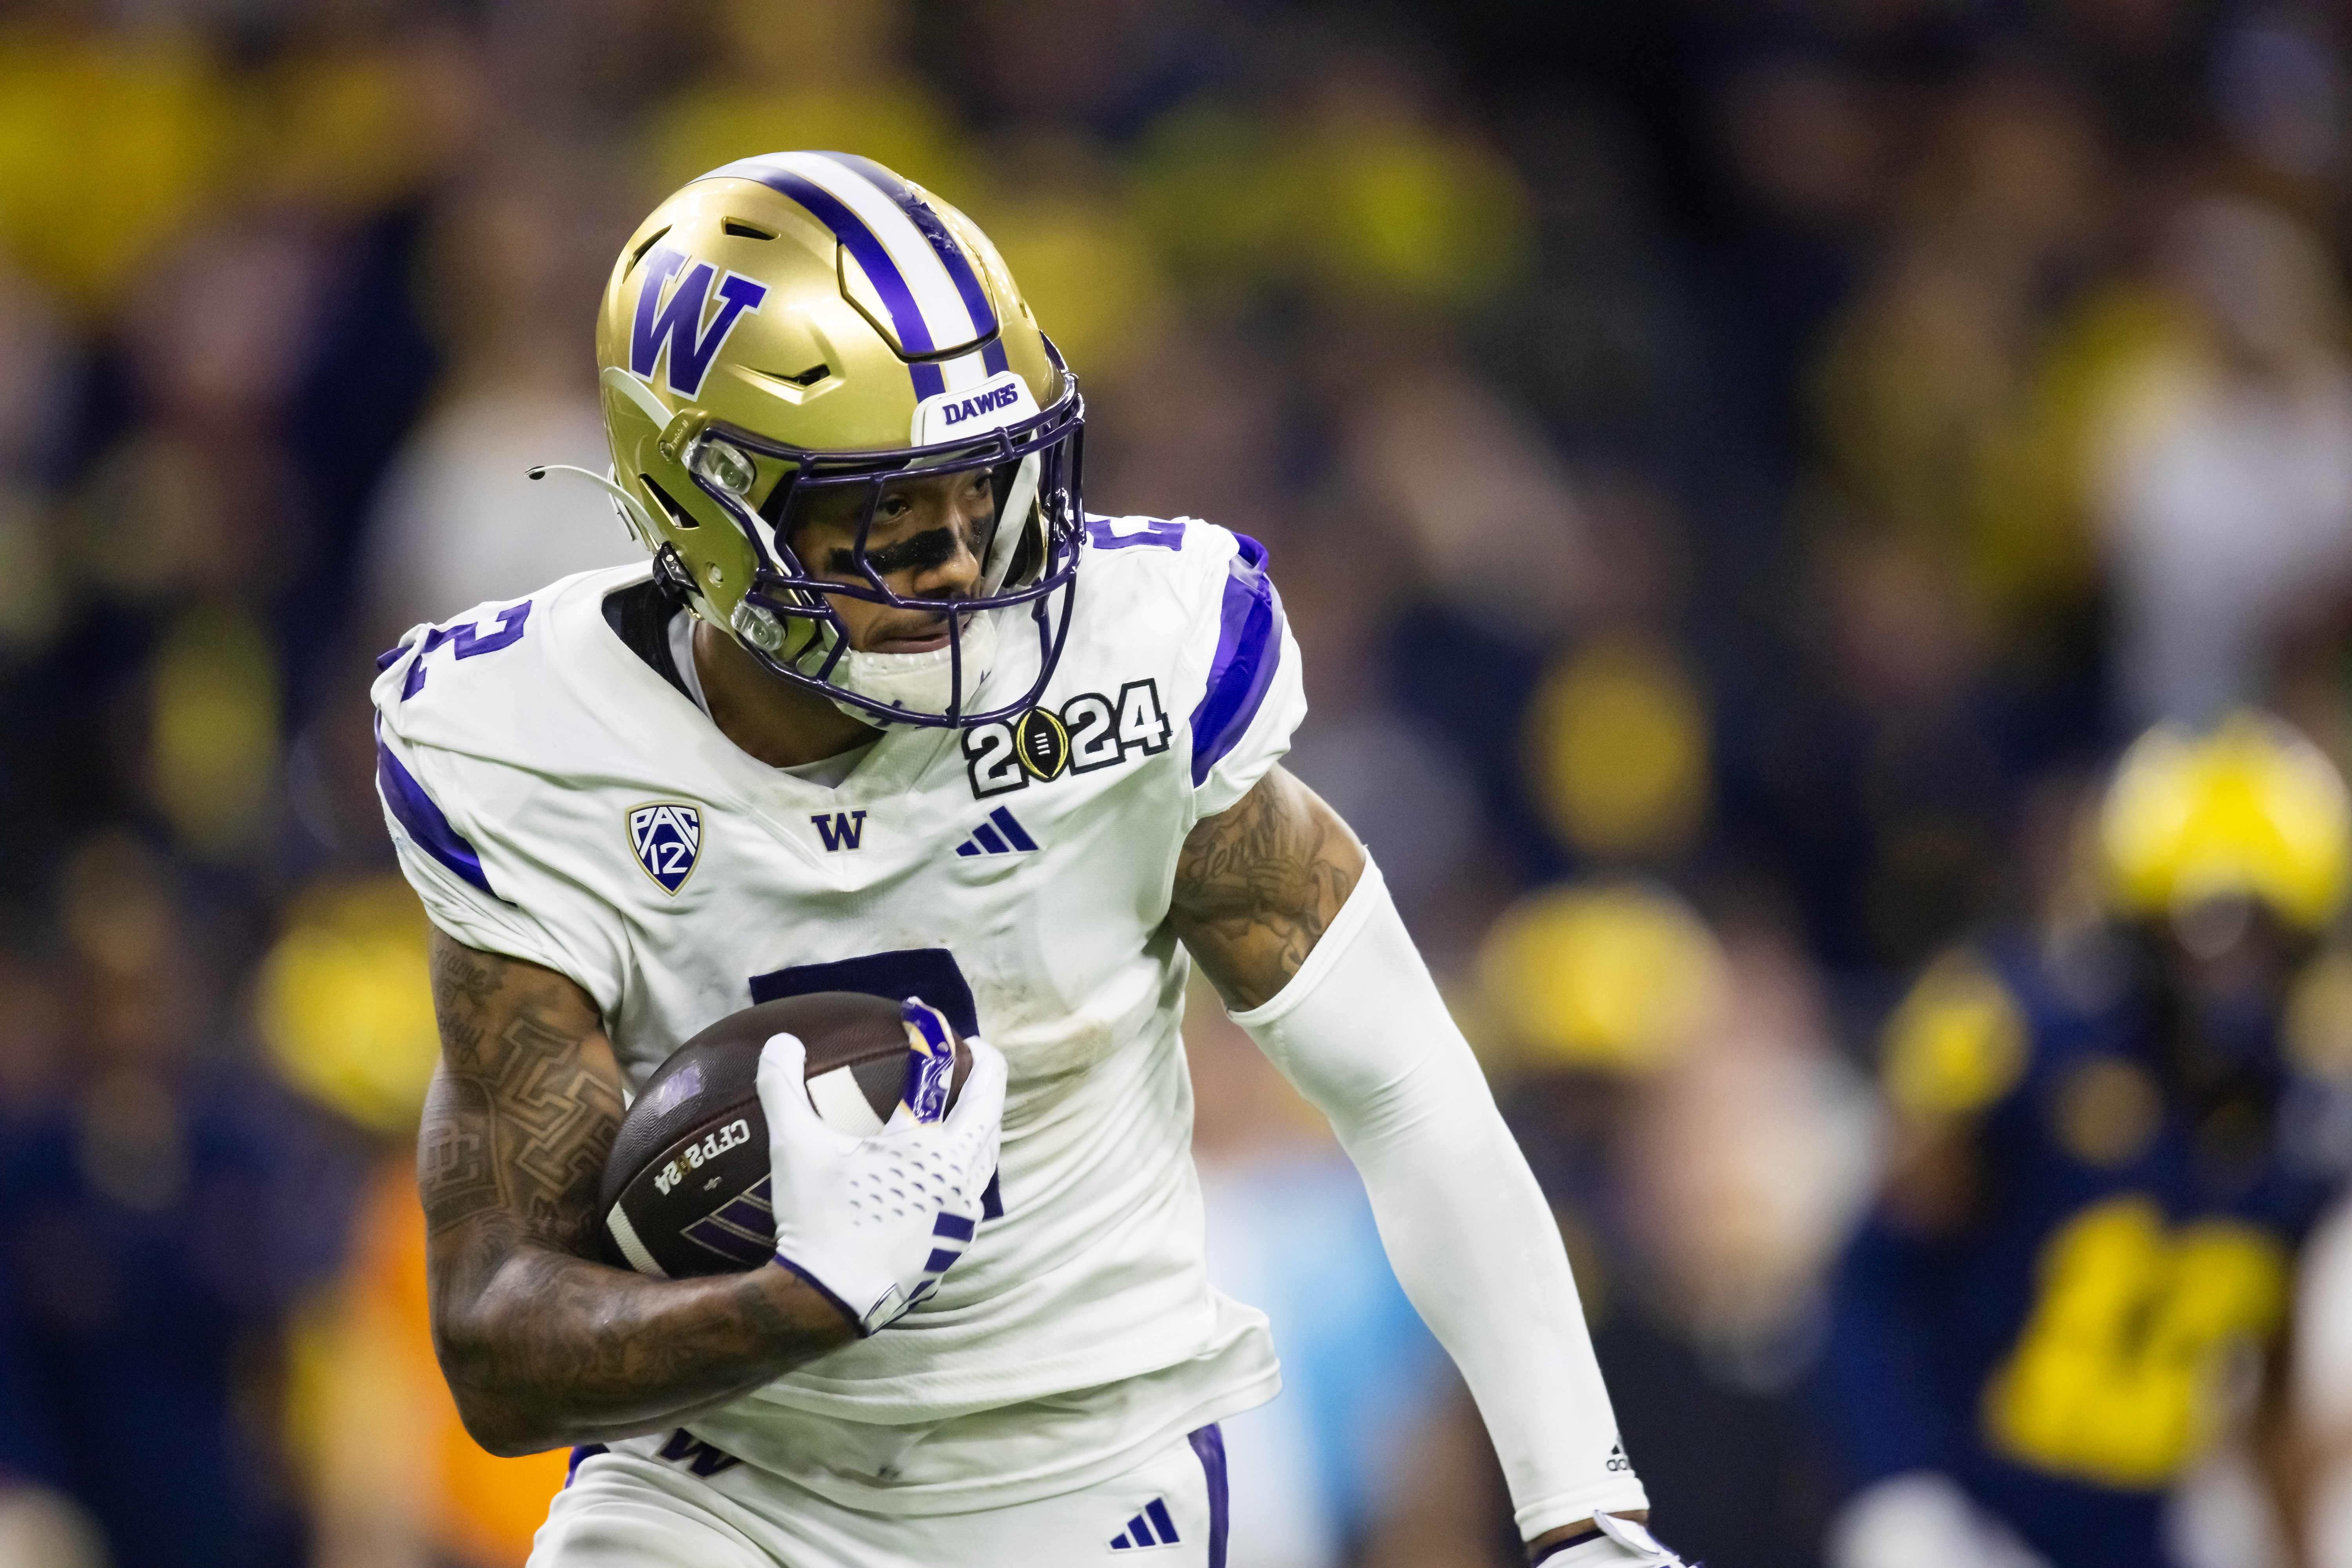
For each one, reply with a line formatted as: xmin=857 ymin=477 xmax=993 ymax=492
xmin=639 ymin=474 xmax=700 ymax=529
xmin=723 ymin=219 xmax=776 ymax=240
xmin=625 ymin=226 xmax=673 ymax=274
xmin=781 ymin=363 xmax=830 ymax=387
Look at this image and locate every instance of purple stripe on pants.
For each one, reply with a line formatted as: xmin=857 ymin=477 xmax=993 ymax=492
xmin=1188 ymin=1423 xmax=1229 ymax=1568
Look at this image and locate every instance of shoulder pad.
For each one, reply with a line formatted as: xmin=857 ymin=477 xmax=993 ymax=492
xmin=1881 ymin=946 xmax=2029 ymax=1119
xmin=2287 ymin=946 xmax=2352 ymax=1083
xmin=372 ymin=567 xmax=649 ymax=756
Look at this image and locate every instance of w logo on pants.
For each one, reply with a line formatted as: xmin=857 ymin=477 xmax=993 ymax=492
xmin=655 ymin=1428 xmax=740 ymax=1479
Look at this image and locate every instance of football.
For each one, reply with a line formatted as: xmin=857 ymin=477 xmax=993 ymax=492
xmin=598 ymin=991 xmax=971 ymax=1278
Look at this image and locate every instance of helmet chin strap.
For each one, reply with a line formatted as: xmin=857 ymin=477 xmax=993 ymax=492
xmin=808 ymin=609 xmax=1002 ymax=726
xmin=980 ymin=454 xmax=1042 ymax=596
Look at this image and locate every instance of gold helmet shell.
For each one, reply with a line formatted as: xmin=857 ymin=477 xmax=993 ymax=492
xmin=2100 ymin=710 xmax=2352 ymax=931
xmin=584 ymin=151 xmax=1084 ymax=726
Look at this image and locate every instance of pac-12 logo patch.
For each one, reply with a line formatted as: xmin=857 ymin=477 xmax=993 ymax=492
xmin=629 ymin=802 xmax=703 ymax=894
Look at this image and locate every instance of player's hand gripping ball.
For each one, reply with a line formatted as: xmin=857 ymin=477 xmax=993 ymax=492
xmin=760 ymin=1018 xmax=1006 ymax=1334
xmin=599 ymin=993 xmax=993 ymax=1311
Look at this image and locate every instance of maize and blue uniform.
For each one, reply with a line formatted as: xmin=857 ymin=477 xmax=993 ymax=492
xmin=1816 ymin=938 xmax=2348 ymax=1568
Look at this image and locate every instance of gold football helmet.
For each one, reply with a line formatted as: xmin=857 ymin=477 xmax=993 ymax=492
xmin=2100 ymin=710 xmax=2352 ymax=931
xmin=557 ymin=151 xmax=1083 ymax=726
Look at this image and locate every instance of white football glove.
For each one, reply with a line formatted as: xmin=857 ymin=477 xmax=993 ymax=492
xmin=757 ymin=1029 xmax=1007 ymax=1335
xmin=1537 ymin=1514 xmax=1693 ymax=1566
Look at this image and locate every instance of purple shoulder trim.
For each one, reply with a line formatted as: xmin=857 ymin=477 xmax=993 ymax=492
xmin=1188 ymin=535 xmax=1284 ymax=788
xmin=373 ymin=719 xmax=496 ymax=897
xmin=564 ymin=1445 xmax=608 ymax=1489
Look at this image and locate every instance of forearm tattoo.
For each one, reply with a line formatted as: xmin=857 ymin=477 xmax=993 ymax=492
xmin=419 ymin=930 xmax=851 ymax=1454
xmin=421 ymin=936 xmax=616 ymax=1248
xmin=1170 ymin=765 xmax=1365 ymax=1012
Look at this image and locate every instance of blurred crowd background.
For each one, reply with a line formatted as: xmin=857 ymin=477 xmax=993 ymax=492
xmin=2 ymin=0 xmax=2352 ymax=1565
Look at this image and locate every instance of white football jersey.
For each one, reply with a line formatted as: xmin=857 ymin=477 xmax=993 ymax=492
xmin=373 ymin=516 xmax=1305 ymax=1512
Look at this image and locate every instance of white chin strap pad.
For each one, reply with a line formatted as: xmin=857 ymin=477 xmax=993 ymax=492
xmin=819 ymin=609 xmax=1000 ymax=724
xmin=1230 ymin=860 xmax=1650 ymax=1540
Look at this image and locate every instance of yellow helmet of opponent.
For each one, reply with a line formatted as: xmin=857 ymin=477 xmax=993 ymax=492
xmin=2100 ymin=711 xmax=2352 ymax=931
xmin=558 ymin=151 xmax=1083 ymax=727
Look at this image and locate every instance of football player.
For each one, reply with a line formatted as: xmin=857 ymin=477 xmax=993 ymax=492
xmin=374 ymin=152 xmax=1682 ymax=1567
xmin=1818 ymin=713 xmax=2352 ymax=1568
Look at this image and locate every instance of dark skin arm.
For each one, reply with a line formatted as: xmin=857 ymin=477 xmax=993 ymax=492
xmin=1167 ymin=763 xmax=1364 ymax=1012
xmin=1167 ymin=765 xmax=1646 ymax=1561
xmin=2258 ymin=1301 xmax=2323 ymax=1568
xmin=419 ymin=929 xmax=854 ymax=1457
xmin=1878 ymin=1113 xmax=1985 ymax=1240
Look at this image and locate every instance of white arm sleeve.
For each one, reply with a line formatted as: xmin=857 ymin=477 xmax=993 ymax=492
xmin=1229 ymin=860 xmax=1649 ymax=1539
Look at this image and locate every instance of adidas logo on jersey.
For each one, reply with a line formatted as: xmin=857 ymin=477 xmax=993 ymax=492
xmin=1109 ymin=1498 xmax=1181 ymax=1551
xmin=954 ymin=807 xmax=1038 ymax=858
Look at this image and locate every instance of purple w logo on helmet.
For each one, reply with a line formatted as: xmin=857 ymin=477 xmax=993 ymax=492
xmin=630 ymin=246 xmax=769 ymax=399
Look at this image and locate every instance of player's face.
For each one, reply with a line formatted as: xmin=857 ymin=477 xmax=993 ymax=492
xmin=785 ymin=468 xmax=998 ymax=653
xmin=2153 ymin=896 xmax=2306 ymax=1078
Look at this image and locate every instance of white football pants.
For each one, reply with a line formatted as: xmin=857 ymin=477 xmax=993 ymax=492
xmin=531 ymin=1422 xmax=1230 ymax=1568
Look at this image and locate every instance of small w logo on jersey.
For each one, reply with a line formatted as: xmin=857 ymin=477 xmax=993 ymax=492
xmin=811 ymin=810 xmax=867 ymax=852
xmin=655 ymin=1427 xmax=741 ymax=1479
xmin=628 ymin=802 xmax=702 ymax=894
xmin=1109 ymin=1498 xmax=1181 ymax=1551
xmin=630 ymin=247 xmax=769 ymax=399
xmin=954 ymin=806 xmax=1038 ymax=858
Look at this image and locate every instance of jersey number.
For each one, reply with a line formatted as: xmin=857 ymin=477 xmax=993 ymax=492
xmin=1981 ymin=1195 xmax=2287 ymax=1488
xmin=398 ymin=601 xmax=534 ymax=699
xmin=1086 ymin=517 xmax=1185 ymax=551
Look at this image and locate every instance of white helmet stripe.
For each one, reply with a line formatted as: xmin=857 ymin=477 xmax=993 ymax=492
xmin=755 ymin=151 xmax=991 ymax=352
xmin=935 ymin=348 xmax=996 ymax=394
xmin=816 ymin=152 xmax=1002 ymax=345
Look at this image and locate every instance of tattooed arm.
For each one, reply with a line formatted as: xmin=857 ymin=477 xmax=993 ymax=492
xmin=421 ymin=930 xmax=854 ymax=1456
xmin=1169 ymin=764 xmax=1365 ymax=1009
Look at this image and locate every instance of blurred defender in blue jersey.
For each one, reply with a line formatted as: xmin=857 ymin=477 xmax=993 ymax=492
xmin=1818 ymin=712 xmax=2352 ymax=1568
